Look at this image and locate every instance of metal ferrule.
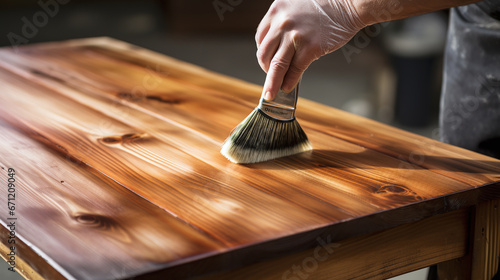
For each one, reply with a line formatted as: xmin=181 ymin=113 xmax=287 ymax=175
xmin=257 ymin=81 xmax=299 ymax=121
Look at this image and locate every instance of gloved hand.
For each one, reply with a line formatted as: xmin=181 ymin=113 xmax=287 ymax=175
xmin=256 ymin=0 xmax=367 ymax=100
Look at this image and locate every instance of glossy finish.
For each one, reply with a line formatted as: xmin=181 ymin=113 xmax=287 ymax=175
xmin=0 ymin=38 xmax=499 ymax=280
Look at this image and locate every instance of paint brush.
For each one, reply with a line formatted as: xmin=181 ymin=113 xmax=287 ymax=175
xmin=220 ymin=80 xmax=312 ymax=164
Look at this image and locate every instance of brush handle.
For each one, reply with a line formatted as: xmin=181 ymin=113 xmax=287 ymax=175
xmin=258 ymin=80 xmax=300 ymax=121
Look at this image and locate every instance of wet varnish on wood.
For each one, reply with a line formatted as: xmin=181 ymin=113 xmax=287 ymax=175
xmin=0 ymin=38 xmax=499 ymax=280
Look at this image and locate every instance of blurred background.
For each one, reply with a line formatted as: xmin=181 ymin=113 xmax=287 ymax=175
xmin=0 ymin=0 xmax=450 ymax=279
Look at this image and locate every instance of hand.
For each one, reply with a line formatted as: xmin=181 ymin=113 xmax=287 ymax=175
xmin=256 ymin=0 xmax=366 ymax=100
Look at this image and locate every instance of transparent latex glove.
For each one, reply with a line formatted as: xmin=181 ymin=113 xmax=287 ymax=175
xmin=256 ymin=0 xmax=366 ymax=100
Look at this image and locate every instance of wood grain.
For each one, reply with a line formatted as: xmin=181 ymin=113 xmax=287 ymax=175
xmin=0 ymin=119 xmax=222 ymax=280
xmin=0 ymin=37 xmax=499 ymax=279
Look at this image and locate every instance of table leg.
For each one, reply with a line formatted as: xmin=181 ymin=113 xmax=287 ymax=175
xmin=472 ymin=199 xmax=500 ymax=279
xmin=437 ymin=199 xmax=500 ymax=280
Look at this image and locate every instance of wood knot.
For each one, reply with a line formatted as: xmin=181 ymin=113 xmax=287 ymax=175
xmin=146 ymin=95 xmax=182 ymax=104
xmin=376 ymin=185 xmax=408 ymax=194
xmin=100 ymin=136 xmax=122 ymax=144
xmin=99 ymin=133 xmax=144 ymax=145
xmin=121 ymin=133 xmax=142 ymax=142
xmin=73 ymin=213 xmax=116 ymax=230
xmin=375 ymin=185 xmax=423 ymax=200
xmin=117 ymin=92 xmax=143 ymax=101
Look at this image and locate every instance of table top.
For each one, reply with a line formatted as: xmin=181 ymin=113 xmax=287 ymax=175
xmin=0 ymin=37 xmax=499 ymax=280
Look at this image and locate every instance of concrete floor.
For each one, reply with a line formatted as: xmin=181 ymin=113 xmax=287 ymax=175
xmin=0 ymin=1 xmax=441 ymax=279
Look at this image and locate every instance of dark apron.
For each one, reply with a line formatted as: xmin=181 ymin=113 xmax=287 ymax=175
xmin=440 ymin=0 xmax=500 ymax=159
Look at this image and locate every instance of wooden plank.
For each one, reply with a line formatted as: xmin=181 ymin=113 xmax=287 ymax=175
xmin=0 ymin=40 xmax=490 ymax=195
xmin=0 ymin=45 xmax=482 ymax=229
xmin=196 ymin=208 xmax=469 ymax=280
xmin=22 ymin=37 xmax=500 ymax=187
xmin=0 ymin=120 xmax=223 ymax=280
xmin=1 ymin=40 xmax=497 ymax=210
xmin=4 ymin=39 xmax=498 ymax=190
xmin=0 ymin=38 xmax=499 ymax=279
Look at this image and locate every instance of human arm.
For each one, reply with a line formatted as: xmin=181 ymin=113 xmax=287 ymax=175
xmin=256 ymin=0 xmax=479 ymax=100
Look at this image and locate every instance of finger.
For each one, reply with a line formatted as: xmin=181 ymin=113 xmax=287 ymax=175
xmin=281 ymin=47 xmax=316 ymax=92
xmin=255 ymin=1 xmax=279 ymax=48
xmin=255 ymin=15 xmax=271 ymax=49
xmin=262 ymin=39 xmax=296 ymax=101
xmin=256 ymin=25 xmax=282 ymax=73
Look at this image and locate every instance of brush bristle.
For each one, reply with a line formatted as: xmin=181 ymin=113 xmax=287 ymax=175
xmin=220 ymin=108 xmax=312 ymax=164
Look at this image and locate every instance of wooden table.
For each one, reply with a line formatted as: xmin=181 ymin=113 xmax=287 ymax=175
xmin=0 ymin=37 xmax=499 ymax=280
